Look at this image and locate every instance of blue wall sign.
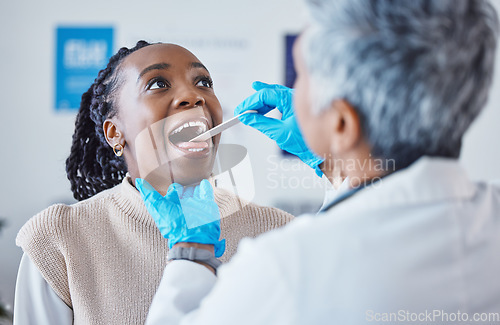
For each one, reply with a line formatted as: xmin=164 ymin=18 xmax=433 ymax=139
xmin=285 ymin=34 xmax=298 ymax=88
xmin=55 ymin=27 xmax=113 ymax=110
xmin=283 ymin=34 xmax=299 ymax=157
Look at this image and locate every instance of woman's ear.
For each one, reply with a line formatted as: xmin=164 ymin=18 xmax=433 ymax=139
xmin=328 ymin=99 xmax=362 ymax=155
xmin=103 ymin=119 xmax=125 ymax=148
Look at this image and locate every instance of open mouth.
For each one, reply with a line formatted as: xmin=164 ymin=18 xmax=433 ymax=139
xmin=168 ymin=120 xmax=210 ymax=152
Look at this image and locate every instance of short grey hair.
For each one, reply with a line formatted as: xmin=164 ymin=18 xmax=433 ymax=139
xmin=302 ymin=0 xmax=499 ymax=169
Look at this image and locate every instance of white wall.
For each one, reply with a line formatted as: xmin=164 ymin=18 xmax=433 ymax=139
xmin=1 ymin=0 xmax=500 ymax=311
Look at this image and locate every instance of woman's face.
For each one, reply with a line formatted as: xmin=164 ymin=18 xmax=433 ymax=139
xmin=107 ymin=43 xmax=223 ymax=193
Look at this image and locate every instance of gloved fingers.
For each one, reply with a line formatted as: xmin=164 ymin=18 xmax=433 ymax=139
xmin=193 ymin=183 xmax=200 ymax=198
xmin=251 ymin=82 xmax=294 ymax=118
xmin=238 ymin=112 xmax=287 ymax=142
xmin=182 ymin=186 xmax=195 ymax=199
xmin=199 ymin=179 xmax=215 ymax=200
xmin=136 ymin=178 xmax=174 ymax=224
xmin=256 ymin=88 xmax=292 ymax=116
xmin=251 ymin=81 xmax=269 ymax=91
xmin=252 ymin=81 xmax=291 ymax=92
xmin=234 ymin=87 xmax=283 ymax=116
xmin=172 ymin=183 xmax=184 ymax=196
xmin=182 ymin=204 xmax=220 ymax=230
xmin=136 ymin=178 xmax=164 ymax=205
xmin=166 ymin=183 xmax=183 ymax=203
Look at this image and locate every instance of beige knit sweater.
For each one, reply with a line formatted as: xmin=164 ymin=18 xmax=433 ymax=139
xmin=16 ymin=175 xmax=293 ymax=325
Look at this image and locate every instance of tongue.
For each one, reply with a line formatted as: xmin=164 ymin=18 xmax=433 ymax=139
xmin=177 ymin=141 xmax=209 ymax=149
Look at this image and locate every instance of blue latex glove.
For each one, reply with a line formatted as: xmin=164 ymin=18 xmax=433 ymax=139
xmin=135 ymin=179 xmax=226 ymax=258
xmin=235 ymin=81 xmax=324 ymax=177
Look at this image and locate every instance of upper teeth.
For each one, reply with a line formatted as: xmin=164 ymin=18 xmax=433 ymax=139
xmin=171 ymin=121 xmax=207 ymax=135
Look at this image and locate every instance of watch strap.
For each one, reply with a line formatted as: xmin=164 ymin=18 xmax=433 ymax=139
xmin=167 ymin=246 xmax=222 ymax=274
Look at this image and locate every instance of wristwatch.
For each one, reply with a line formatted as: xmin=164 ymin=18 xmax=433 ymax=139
xmin=167 ymin=246 xmax=222 ymax=274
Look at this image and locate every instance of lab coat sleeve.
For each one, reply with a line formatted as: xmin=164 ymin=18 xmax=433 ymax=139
xmin=146 ymin=260 xmax=217 ymax=325
xmin=146 ymin=238 xmax=294 ymax=325
xmin=14 ymin=253 xmax=73 ymax=325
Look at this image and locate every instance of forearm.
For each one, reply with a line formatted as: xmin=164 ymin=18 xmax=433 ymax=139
xmin=146 ymin=260 xmax=217 ymax=325
xmin=147 ymin=237 xmax=290 ymax=325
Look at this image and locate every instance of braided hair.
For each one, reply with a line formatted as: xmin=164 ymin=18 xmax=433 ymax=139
xmin=66 ymin=40 xmax=152 ymax=201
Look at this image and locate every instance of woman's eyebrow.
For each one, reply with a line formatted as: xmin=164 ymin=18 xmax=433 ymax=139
xmin=137 ymin=63 xmax=170 ymax=82
xmin=191 ymin=62 xmax=209 ymax=73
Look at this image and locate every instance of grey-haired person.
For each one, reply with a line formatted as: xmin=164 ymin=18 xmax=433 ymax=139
xmin=139 ymin=0 xmax=500 ymax=324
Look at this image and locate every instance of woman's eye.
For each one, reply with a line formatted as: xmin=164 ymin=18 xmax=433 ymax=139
xmin=149 ymin=79 xmax=169 ymax=90
xmin=196 ymin=78 xmax=213 ymax=88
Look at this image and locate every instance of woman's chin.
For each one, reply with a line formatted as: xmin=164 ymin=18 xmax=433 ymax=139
xmin=172 ymin=171 xmax=212 ymax=186
xmin=169 ymin=158 xmax=215 ymax=186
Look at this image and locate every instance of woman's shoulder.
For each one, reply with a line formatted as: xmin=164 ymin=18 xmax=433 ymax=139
xmin=16 ymin=184 xmax=122 ymax=247
xmin=215 ymin=186 xmax=295 ymax=262
xmin=213 ymin=186 xmax=295 ymax=226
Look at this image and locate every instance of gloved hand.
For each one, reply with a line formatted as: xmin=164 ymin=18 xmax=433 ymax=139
xmin=234 ymin=81 xmax=324 ymax=177
xmin=136 ymin=179 xmax=226 ymax=258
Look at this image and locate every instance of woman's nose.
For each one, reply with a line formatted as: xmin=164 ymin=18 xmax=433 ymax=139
xmin=172 ymin=87 xmax=205 ymax=109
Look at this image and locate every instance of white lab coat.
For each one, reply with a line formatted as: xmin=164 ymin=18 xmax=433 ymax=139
xmin=146 ymin=157 xmax=500 ymax=324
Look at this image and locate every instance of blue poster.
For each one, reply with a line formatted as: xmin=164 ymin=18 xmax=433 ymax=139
xmin=285 ymin=34 xmax=298 ymax=88
xmin=283 ymin=34 xmax=298 ymax=157
xmin=55 ymin=27 xmax=113 ymax=111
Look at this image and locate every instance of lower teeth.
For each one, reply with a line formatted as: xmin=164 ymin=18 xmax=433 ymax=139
xmin=188 ymin=148 xmax=204 ymax=152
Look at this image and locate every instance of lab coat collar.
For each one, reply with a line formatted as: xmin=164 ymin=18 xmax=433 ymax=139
xmin=320 ymin=156 xmax=476 ymax=214
xmin=319 ymin=179 xmax=378 ymax=213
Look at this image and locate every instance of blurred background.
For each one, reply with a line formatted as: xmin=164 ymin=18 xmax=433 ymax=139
xmin=1 ymin=0 xmax=499 ymax=315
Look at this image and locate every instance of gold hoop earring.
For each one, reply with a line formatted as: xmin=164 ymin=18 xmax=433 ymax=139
xmin=113 ymin=143 xmax=124 ymax=157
